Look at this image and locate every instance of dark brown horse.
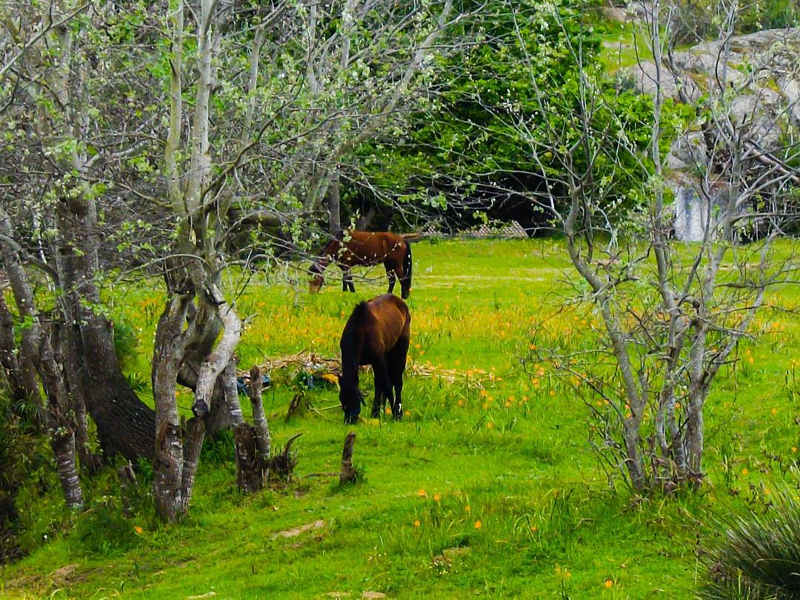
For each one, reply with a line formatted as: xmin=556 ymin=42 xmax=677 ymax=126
xmin=309 ymin=231 xmax=415 ymax=299
xmin=339 ymin=294 xmax=411 ymax=424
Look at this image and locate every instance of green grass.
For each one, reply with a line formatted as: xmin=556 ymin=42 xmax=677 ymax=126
xmin=3 ymin=238 xmax=800 ymax=598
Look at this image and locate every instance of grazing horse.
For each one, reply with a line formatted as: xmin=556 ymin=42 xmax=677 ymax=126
xmin=339 ymin=294 xmax=411 ymax=424
xmin=309 ymin=230 xmax=415 ymax=299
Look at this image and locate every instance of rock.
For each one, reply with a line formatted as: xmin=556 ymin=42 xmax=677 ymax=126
xmin=49 ymin=564 xmax=79 ymax=584
xmin=666 ymin=132 xmax=705 ymax=172
xmin=728 ymin=28 xmax=800 ymax=53
xmin=273 ymin=519 xmax=326 ymax=539
xmin=673 ymin=187 xmax=709 ymax=242
xmin=778 ymin=77 xmax=800 ymax=125
xmin=626 ymin=61 xmax=700 ymax=101
xmin=600 ymin=6 xmax=629 ymax=23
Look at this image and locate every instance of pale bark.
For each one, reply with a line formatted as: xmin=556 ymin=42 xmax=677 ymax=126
xmin=153 ymin=0 xmax=245 ymax=519
xmin=152 ymin=293 xmax=195 ymax=522
xmin=248 ymin=365 xmax=271 ymax=462
xmin=178 ymin=417 xmax=206 ymax=514
xmin=222 ymin=359 xmax=244 ymax=426
xmin=165 ymin=0 xmax=184 ymax=210
xmin=193 ymin=304 xmax=242 ymax=417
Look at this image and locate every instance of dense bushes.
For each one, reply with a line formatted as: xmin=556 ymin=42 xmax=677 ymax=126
xmin=0 ymin=393 xmax=52 ymax=561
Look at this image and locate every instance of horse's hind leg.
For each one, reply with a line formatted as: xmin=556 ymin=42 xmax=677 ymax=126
xmin=393 ymin=264 xmax=407 ymax=298
xmin=342 ymin=269 xmax=355 ymax=292
xmin=388 ymin=337 xmax=409 ymax=420
xmin=385 ymin=261 xmax=396 ymax=294
xmin=371 ymin=357 xmax=393 ymax=418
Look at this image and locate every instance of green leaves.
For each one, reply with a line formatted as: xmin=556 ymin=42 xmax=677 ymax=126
xmin=352 ymin=0 xmax=669 ymax=227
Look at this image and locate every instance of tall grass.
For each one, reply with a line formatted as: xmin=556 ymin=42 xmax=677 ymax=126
xmin=700 ymin=487 xmax=800 ymax=600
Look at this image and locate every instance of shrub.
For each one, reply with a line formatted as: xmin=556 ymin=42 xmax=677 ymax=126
xmin=700 ymin=488 xmax=800 ymax=599
xmin=74 ymin=495 xmax=141 ymax=556
xmin=1 ymin=391 xmax=52 ymax=559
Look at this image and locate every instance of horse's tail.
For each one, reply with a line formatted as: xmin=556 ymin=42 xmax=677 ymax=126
xmin=401 ymin=242 xmax=413 ymax=299
xmin=401 ymin=232 xmax=423 ymax=242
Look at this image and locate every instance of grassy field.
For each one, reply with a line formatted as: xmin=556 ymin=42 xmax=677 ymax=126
xmin=3 ymin=238 xmax=800 ymax=599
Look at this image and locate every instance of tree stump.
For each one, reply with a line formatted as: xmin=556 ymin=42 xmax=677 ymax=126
xmin=286 ymin=391 xmax=308 ymax=421
xmin=248 ymin=366 xmax=271 ymax=461
xmin=232 ymin=366 xmax=273 ymax=493
xmin=234 ymin=422 xmax=266 ymax=493
xmin=339 ymin=432 xmax=357 ymax=485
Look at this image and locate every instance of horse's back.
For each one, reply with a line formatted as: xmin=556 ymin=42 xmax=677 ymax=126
xmin=342 ymin=231 xmax=405 ymax=266
xmin=342 ymin=294 xmax=410 ymax=358
xmin=365 ymin=294 xmax=410 ymax=347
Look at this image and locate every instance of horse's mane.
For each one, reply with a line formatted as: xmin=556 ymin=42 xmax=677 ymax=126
xmin=340 ymin=301 xmax=369 ymax=389
xmin=310 ymin=239 xmax=341 ymax=273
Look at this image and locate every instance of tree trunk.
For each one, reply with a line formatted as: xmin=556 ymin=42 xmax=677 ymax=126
xmin=53 ymin=323 xmax=100 ymax=473
xmin=234 ymin=422 xmax=267 ymax=493
xmin=621 ymin=420 xmax=646 ymax=491
xmin=226 ymin=359 xmax=268 ymax=492
xmin=178 ymin=416 xmax=206 ymax=515
xmin=55 ymin=196 xmax=155 ymax=462
xmin=37 ymin=329 xmax=84 ymax=509
xmin=221 ymin=359 xmax=243 ymax=426
xmin=327 ymin=174 xmax=342 ymax=235
xmin=231 ymin=365 xmax=272 ymax=493
xmin=50 ymin=427 xmax=83 ymax=509
xmin=248 ymin=366 xmax=271 ymax=462
xmin=0 ymin=209 xmax=44 ymax=418
xmin=0 ymin=292 xmax=26 ymax=404
xmin=686 ymin=386 xmax=707 ymax=481
xmin=176 ymin=307 xmax=236 ymax=436
xmin=0 ymin=212 xmax=83 ymax=507
xmin=152 ymin=293 xmax=195 ymax=522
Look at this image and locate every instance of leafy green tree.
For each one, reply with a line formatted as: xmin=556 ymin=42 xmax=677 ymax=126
xmin=353 ymin=0 xmax=661 ymax=232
